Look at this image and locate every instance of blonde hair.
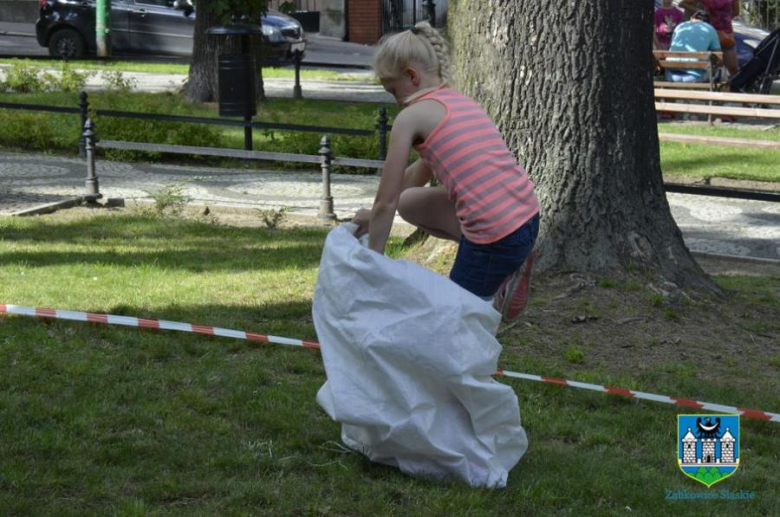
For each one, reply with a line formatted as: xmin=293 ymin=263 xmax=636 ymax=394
xmin=373 ymin=22 xmax=452 ymax=85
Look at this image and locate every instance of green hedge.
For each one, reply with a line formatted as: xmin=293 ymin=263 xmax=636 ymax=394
xmin=0 ymin=91 xmax=396 ymax=173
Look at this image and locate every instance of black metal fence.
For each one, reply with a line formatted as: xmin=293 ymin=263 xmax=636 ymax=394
xmin=268 ymin=0 xmax=322 ymax=12
xmin=0 ymin=92 xmax=391 ymax=161
xmin=381 ymin=0 xmax=446 ymax=33
xmin=1 ymin=94 xmax=779 ymax=204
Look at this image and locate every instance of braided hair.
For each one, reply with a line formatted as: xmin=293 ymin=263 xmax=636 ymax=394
xmin=412 ymin=22 xmax=451 ymax=85
xmin=373 ymin=22 xmax=452 ymax=85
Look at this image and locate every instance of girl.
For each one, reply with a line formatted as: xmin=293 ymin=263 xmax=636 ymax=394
xmin=352 ymin=22 xmax=540 ymax=323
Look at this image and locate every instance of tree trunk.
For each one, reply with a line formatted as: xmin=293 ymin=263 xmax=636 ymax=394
xmin=184 ymin=8 xmax=265 ymax=103
xmin=447 ymin=0 xmax=718 ymax=292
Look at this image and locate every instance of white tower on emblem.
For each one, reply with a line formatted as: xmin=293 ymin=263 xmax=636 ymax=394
xmin=720 ymin=428 xmax=736 ymax=463
xmin=681 ymin=428 xmax=697 ymax=464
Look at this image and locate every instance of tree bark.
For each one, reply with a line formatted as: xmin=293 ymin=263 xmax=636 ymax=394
xmin=448 ymin=0 xmax=718 ymax=291
xmin=184 ymin=8 xmax=265 ymax=104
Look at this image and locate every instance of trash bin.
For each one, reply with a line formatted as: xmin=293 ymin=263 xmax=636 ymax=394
xmin=217 ymin=53 xmax=257 ymax=118
xmin=207 ymin=22 xmax=263 ymax=149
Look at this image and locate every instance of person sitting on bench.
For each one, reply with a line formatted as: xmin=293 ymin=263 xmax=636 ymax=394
xmin=666 ymin=10 xmax=721 ymax=83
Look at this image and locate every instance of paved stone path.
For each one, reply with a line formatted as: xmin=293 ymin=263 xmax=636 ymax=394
xmin=1 ymin=151 xmax=779 ymax=263
xmin=0 ymin=151 xmax=378 ymax=219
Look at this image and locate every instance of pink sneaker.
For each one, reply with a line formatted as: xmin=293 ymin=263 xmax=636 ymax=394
xmin=493 ymin=251 xmax=536 ymax=322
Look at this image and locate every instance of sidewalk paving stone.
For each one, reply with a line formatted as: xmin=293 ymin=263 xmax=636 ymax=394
xmin=1 ymin=150 xmax=778 ymax=263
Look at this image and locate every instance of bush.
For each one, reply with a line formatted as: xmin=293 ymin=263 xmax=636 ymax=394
xmin=146 ymin=183 xmax=190 ymax=217
xmin=0 ymin=112 xmax=60 ymax=150
xmin=3 ymin=60 xmax=46 ymax=93
xmin=102 ymin=70 xmax=138 ymax=92
xmin=257 ymin=207 xmax=288 ymax=229
xmin=2 ymin=60 xmax=94 ymax=93
xmin=257 ymin=130 xmax=381 ymax=174
xmin=53 ymin=62 xmax=95 ymax=92
xmin=100 ymin=117 xmax=225 ymax=161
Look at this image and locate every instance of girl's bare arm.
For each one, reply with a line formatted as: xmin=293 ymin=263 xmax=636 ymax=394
xmin=368 ymin=110 xmax=416 ymax=254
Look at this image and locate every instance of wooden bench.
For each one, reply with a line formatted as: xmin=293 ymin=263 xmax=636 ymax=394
xmin=653 ymin=50 xmax=724 ymax=92
xmin=655 ymin=88 xmax=780 ymax=149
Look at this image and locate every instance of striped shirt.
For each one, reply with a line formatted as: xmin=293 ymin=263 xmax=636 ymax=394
xmin=412 ymin=87 xmax=540 ymax=244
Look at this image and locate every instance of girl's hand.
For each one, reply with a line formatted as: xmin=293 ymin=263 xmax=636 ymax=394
xmin=352 ymin=208 xmax=372 ymax=238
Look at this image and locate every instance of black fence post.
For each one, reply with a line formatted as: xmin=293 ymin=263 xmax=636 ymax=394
xmin=424 ymin=0 xmax=436 ymax=27
xmin=293 ymin=50 xmax=304 ymax=100
xmin=377 ymin=107 xmax=388 ymax=161
xmin=83 ymin=118 xmax=102 ymax=202
xmin=78 ymin=91 xmax=89 ymax=158
xmin=318 ymin=135 xmax=336 ymax=220
xmin=244 ymin=116 xmax=253 ymax=151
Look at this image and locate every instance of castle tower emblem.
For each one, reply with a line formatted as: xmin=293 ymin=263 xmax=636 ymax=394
xmin=677 ymin=415 xmax=740 ymax=487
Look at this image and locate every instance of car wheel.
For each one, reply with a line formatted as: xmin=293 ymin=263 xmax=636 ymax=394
xmin=49 ymin=29 xmax=85 ymax=59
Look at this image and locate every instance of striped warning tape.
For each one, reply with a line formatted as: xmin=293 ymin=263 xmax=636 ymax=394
xmin=2 ymin=303 xmax=778 ymax=423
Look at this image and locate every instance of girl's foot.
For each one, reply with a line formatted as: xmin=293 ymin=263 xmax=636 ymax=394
xmin=493 ymin=251 xmax=535 ymax=322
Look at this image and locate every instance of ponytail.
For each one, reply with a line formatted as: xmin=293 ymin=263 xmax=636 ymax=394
xmin=373 ymin=22 xmax=452 ymax=85
xmin=412 ymin=22 xmax=452 ymax=85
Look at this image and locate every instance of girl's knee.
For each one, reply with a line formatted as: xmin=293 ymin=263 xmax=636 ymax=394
xmin=398 ymin=189 xmax=422 ymax=222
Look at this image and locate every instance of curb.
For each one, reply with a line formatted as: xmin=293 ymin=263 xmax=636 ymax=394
xmin=110 ymin=197 xmax=417 ymax=236
xmin=302 ymin=60 xmax=372 ymax=70
xmin=8 ymin=197 xmax=83 ymax=216
xmin=692 ymin=251 xmax=780 ymax=267
xmin=0 ymin=31 xmax=34 ymax=38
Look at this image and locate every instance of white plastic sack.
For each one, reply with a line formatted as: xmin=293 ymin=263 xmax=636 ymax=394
xmin=313 ymin=224 xmax=528 ymax=488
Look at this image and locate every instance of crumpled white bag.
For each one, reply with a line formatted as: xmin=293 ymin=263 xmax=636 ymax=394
xmin=313 ymin=224 xmax=528 ymax=488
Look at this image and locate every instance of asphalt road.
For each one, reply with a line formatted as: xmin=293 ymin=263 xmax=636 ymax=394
xmin=0 ymin=21 xmax=374 ymax=68
xmin=0 ymin=32 xmax=47 ymax=56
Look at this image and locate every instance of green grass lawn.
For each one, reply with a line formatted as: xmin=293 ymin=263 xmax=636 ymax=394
xmin=660 ymin=144 xmax=780 ymax=183
xmin=1 ymin=211 xmax=778 ymax=515
xmin=0 ymin=58 xmax=374 ymax=82
xmin=656 ymin=123 xmax=780 ymax=183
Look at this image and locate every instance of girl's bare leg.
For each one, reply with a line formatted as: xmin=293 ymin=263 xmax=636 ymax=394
xmin=398 ymin=185 xmax=462 ymax=242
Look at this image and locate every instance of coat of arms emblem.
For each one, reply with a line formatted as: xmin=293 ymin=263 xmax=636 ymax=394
xmin=678 ymin=414 xmax=740 ymax=487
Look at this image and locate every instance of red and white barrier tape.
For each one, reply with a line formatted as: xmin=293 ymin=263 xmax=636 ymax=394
xmin=2 ymin=304 xmax=778 ymax=423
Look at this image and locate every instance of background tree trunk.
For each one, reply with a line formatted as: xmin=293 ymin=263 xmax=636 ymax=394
xmin=184 ymin=8 xmax=265 ymax=103
xmin=448 ymin=0 xmax=718 ymax=291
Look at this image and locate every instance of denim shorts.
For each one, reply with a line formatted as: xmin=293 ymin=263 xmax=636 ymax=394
xmin=449 ymin=213 xmax=539 ymax=298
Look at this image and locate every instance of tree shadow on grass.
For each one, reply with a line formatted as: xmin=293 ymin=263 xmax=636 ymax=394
xmin=0 ymin=214 xmax=329 ymax=272
xmin=661 ymin=152 xmax=763 ymax=174
xmin=106 ymin=301 xmax=319 ymax=337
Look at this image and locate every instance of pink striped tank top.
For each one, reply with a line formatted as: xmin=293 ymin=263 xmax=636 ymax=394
xmin=412 ymin=87 xmax=540 ymax=244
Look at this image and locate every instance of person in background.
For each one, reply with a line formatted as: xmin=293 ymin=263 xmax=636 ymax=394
xmin=665 ymin=10 xmax=721 ymax=83
xmin=655 ymin=0 xmax=686 ymax=50
xmin=681 ymin=0 xmax=740 ymax=75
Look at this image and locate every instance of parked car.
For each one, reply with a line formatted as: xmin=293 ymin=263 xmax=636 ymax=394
xmin=35 ymin=0 xmax=306 ymax=62
xmin=653 ymin=0 xmax=770 ymax=68
xmin=732 ymin=20 xmax=772 ymax=68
